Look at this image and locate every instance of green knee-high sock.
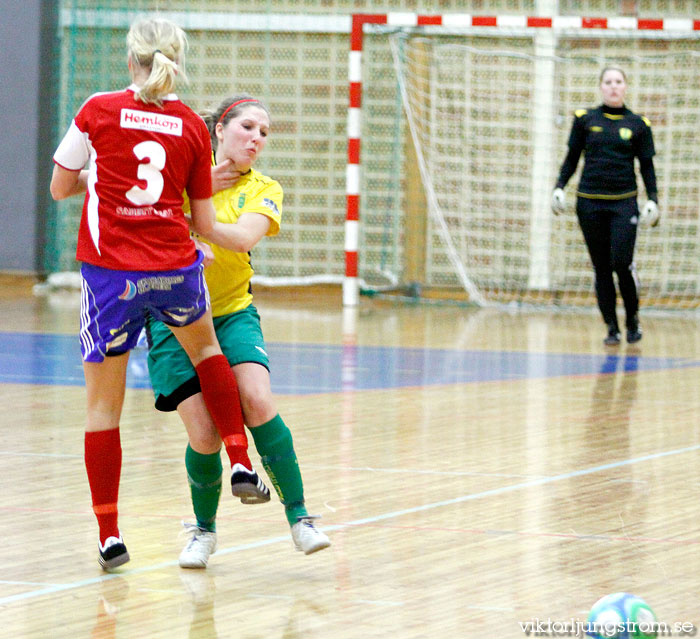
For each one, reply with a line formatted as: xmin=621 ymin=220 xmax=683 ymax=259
xmin=250 ymin=414 xmax=307 ymax=526
xmin=185 ymin=445 xmax=223 ymax=532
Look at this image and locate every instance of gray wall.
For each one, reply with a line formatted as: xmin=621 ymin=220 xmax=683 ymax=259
xmin=0 ymin=0 xmax=57 ymax=275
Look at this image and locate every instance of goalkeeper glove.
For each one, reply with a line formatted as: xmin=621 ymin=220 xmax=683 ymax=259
xmin=640 ymin=200 xmax=660 ymax=227
xmin=551 ymin=188 xmax=565 ymax=215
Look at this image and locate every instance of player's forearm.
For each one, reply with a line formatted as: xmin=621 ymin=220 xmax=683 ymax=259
xmin=188 ymin=198 xmax=216 ymax=237
xmin=199 ymin=221 xmax=257 ymax=253
xmin=197 ymin=213 xmax=271 ymax=253
xmin=638 ymin=157 xmax=658 ymax=202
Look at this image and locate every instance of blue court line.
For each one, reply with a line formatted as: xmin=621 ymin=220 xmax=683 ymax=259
xmin=1 ymin=442 xmax=699 ymax=606
xmin=0 ymin=332 xmax=697 ymax=394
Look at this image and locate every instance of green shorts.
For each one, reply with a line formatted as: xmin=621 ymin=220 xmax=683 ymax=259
xmin=146 ymin=304 xmax=269 ymax=412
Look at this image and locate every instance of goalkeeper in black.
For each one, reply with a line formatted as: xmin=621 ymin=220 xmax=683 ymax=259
xmin=551 ymin=65 xmax=659 ymax=346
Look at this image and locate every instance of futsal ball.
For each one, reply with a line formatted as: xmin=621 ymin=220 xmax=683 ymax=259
xmin=587 ymin=592 xmax=657 ymax=639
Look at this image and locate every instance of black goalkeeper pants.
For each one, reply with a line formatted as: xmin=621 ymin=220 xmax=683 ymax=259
xmin=576 ymin=196 xmax=640 ymax=330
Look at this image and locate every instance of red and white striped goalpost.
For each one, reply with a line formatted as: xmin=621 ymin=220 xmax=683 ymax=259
xmin=342 ymin=13 xmax=700 ymax=307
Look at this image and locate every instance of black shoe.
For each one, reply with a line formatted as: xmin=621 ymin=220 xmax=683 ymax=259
xmin=627 ymin=316 xmax=642 ymax=344
xmin=604 ymin=324 xmax=621 ymax=346
xmin=98 ymin=535 xmax=130 ymax=571
xmin=231 ymin=463 xmax=271 ymax=504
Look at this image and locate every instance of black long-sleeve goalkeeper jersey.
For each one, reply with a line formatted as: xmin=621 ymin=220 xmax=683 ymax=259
xmin=555 ymin=104 xmax=657 ymax=202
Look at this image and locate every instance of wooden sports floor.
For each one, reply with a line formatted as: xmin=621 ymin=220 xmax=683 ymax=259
xmin=0 ymin=276 xmax=698 ymax=638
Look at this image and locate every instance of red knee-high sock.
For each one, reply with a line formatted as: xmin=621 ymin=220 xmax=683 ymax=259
xmin=85 ymin=428 xmax=122 ymax=545
xmin=196 ymin=354 xmax=252 ymax=470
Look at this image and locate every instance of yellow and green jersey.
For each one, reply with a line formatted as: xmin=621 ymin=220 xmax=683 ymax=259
xmin=186 ymin=165 xmax=282 ymax=316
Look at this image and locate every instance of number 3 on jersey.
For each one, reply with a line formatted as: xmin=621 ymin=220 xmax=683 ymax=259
xmin=125 ymin=141 xmax=166 ymax=206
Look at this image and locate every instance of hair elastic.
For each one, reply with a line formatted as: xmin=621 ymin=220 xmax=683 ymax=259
xmin=217 ymin=98 xmax=260 ymax=124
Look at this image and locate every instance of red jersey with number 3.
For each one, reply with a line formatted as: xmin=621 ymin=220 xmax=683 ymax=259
xmin=53 ymin=85 xmax=212 ymax=271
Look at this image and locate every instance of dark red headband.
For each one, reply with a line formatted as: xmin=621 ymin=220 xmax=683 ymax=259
xmin=217 ymin=99 xmax=260 ymax=124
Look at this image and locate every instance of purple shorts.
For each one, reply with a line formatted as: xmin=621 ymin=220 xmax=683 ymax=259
xmin=79 ymin=251 xmax=210 ymax=362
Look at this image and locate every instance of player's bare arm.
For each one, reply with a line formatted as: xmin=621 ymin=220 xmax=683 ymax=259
xmin=198 ymin=212 xmax=271 ymax=253
xmin=49 ymin=166 xmax=89 ymax=201
xmin=211 ymin=158 xmax=242 ymax=194
xmin=188 ymin=198 xmax=218 ymax=237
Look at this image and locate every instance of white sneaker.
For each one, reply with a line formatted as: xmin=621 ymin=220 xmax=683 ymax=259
xmin=179 ymin=523 xmax=217 ymax=569
xmin=291 ymin=515 xmax=331 ymax=555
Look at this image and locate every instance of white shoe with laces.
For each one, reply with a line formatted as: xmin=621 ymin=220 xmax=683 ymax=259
xmin=291 ymin=515 xmax=331 ymax=555
xmin=179 ymin=523 xmax=217 ymax=569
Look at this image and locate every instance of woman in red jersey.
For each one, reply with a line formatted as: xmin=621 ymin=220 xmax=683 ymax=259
xmin=50 ymin=16 xmax=268 ymax=572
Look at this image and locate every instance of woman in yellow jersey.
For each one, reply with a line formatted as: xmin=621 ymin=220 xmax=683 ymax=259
xmin=146 ymin=95 xmax=330 ymax=568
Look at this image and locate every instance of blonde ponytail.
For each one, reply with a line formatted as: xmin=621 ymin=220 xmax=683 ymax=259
xmin=126 ymin=17 xmax=189 ymax=107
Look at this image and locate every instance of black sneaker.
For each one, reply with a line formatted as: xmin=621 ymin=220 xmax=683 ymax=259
xmin=604 ymin=324 xmax=621 ymax=346
xmin=98 ymin=534 xmax=130 ymax=571
xmin=230 ymin=463 xmax=271 ymax=504
xmin=626 ymin=317 xmax=642 ymax=343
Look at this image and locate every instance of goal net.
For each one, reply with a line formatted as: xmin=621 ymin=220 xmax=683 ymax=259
xmin=355 ymin=23 xmax=700 ymax=311
xmin=43 ymin=10 xmax=700 ymax=313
